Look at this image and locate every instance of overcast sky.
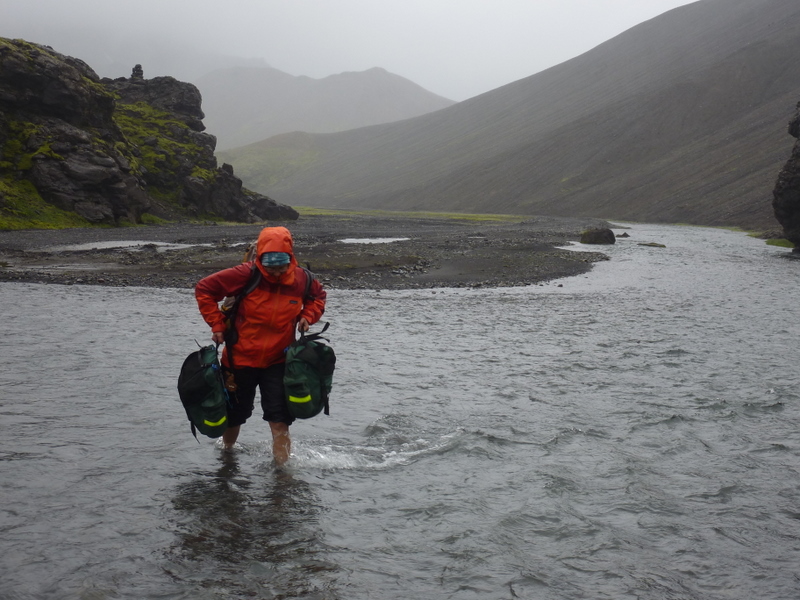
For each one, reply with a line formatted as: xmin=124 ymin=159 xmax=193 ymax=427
xmin=1 ymin=0 xmax=699 ymax=101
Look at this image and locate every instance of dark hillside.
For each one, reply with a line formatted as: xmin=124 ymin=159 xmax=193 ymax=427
xmin=223 ymin=0 xmax=800 ymax=231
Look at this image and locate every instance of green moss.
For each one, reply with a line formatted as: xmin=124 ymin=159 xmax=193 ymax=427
xmin=17 ymin=141 xmax=63 ymax=170
xmin=3 ymin=121 xmax=38 ymax=168
xmin=0 ymin=38 xmax=54 ymax=62
xmin=114 ymin=102 xmax=196 ymax=164
xmin=140 ymin=213 xmax=170 ymax=225
xmin=114 ymin=101 xmax=210 ymax=200
xmin=146 ymin=187 xmax=182 ymax=206
xmin=190 ymin=166 xmax=218 ymax=182
xmin=0 ymin=177 xmax=91 ymax=230
xmin=114 ymin=103 xmax=182 ymax=177
xmin=115 ymin=101 xmax=187 ymax=132
xmin=766 ymin=238 xmax=794 ymax=248
xmin=81 ymin=75 xmax=114 ymax=100
xmin=2 ymin=121 xmax=66 ymax=172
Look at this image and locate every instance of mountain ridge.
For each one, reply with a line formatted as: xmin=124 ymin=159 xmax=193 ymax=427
xmin=197 ymin=65 xmax=455 ymax=150
xmin=222 ymin=0 xmax=800 ymax=231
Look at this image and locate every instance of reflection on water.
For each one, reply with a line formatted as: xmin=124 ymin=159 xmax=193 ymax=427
xmin=168 ymin=454 xmax=339 ymax=598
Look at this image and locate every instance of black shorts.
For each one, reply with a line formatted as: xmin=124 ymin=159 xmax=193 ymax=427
xmin=225 ymin=363 xmax=294 ymax=427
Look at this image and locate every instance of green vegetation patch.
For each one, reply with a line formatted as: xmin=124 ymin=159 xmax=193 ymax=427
xmin=0 ymin=37 xmax=59 ymax=60
xmin=114 ymin=102 xmax=191 ymax=143
xmin=765 ymin=238 xmax=794 ymax=248
xmin=190 ymin=166 xmax=218 ymax=182
xmin=114 ymin=102 xmax=209 ymax=202
xmin=1 ymin=121 xmax=65 ymax=172
xmin=140 ymin=213 xmax=170 ymax=225
xmin=0 ymin=177 xmax=91 ymax=230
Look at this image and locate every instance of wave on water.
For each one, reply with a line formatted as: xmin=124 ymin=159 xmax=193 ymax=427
xmin=217 ymin=428 xmax=470 ymax=471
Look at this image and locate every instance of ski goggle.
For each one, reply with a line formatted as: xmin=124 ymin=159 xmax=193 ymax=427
xmin=261 ymin=252 xmax=291 ymax=266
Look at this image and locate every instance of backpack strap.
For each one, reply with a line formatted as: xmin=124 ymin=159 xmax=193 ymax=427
xmin=300 ymin=321 xmax=330 ymax=343
xmin=300 ymin=266 xmax=315 ymax=300
xmin=242 ymin=262 xmax=263 ymax=296
xmin=226 ymin=264 xmax=262 ymax=369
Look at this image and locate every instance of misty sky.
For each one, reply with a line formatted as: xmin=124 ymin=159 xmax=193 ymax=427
xmin=1 ymin=0 xmax=698 ymax=101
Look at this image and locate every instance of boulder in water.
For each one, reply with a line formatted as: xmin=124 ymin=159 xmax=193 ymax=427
xmin=580 ymin=228 xmax=616 ymax=245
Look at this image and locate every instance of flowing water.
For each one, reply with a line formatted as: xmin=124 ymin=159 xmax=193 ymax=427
xmin=2 ymin=223 xmax=799 ymax=600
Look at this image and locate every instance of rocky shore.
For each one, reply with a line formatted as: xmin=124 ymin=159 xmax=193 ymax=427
xmin=0 ymin=213 xmax=613 ymax=290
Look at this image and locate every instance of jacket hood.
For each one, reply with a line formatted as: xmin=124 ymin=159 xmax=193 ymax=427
xmin=254 ymin=226 xmax=297 ymax=281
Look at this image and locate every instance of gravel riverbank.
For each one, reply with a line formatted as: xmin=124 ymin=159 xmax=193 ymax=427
xmin=0 ymin=213 xmax=613 ymax=290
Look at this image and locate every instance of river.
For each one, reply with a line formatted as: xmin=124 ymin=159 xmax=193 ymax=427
xmin=2 ymin=223 xmax=799 ymax=599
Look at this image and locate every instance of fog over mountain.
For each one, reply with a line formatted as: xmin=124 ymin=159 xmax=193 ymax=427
xmin=196 ymin=66 xmax=455 ymax=151
xmin=221 ymin=0 xmax=800 ymax=231
xmin=0 ymin=26 xmax=456 ymax=151
xmin=0 ymin=28 xmax=268 ymax=83
xmin=0 ymin=0 xmax=698 ymax=102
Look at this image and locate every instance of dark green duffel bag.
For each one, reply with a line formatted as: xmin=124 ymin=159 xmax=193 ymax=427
xmin=177 ymin=344 xmax=230 ymax=439
xmin=284 ymin=324 xmax=336 ymax=419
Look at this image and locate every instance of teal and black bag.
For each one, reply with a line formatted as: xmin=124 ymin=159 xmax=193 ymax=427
xmin=177 ymin=343 xmax=230 ymax=439
xmin=284 ymin=323 xmax=336 ymax=419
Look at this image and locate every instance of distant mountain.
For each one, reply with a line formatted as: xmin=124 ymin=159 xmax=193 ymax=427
xmin=196 ymin=66 xmax=456 ymax=150
xmin=220 ymin=0 xmax=800 ymax=231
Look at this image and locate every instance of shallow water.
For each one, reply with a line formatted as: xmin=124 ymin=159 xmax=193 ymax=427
xmin=337 ymin=237 xmax=410 ymax=244
xmin=46 ymin=240 xmax=216 ymax=252
xmin=2 ymin=223 xmax=799 ymax=599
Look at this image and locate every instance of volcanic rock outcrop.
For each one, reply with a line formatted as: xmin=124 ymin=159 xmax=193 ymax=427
xmin=772 ymin=101 xmax=800 ymax=251
xmin=0 ymin=39 xmax=297 ymax=227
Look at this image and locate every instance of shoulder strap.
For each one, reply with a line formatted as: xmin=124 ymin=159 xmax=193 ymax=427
xmin=300 ymin=266 xmax=315 ymax=300
xmin=242 ymin=263 xmax=263 ymax=296
xmin=226 ymin=264 xmax=262 ymax=369
xmin=229 ymin=263 xmax=261 ymax=316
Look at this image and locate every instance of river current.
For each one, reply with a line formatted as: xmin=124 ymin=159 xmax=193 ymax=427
xmin=2 ymin=223 xmax=799 ymax=599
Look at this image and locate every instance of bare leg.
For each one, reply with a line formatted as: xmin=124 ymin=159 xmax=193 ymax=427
xmin=269 ymin=422 xmax=291 ymax=465
xmin=222 ymin=425 xmax=240 ymax=450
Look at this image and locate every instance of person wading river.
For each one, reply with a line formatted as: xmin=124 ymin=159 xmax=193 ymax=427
xmin=194 ymin=226 xmax=327 ymax=465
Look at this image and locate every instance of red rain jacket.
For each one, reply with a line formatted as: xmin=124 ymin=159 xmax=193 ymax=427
xmin=195 ymin=227 xmax=327 ymax=368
